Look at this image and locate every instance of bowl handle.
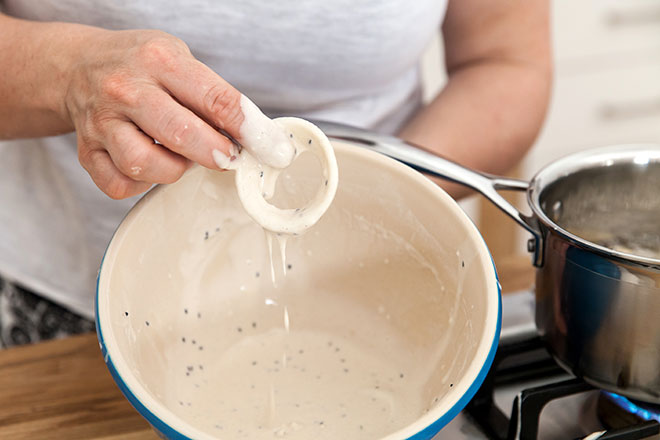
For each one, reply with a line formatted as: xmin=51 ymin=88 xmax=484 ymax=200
xmin=316 ymin=120 xmax=544 ymax=266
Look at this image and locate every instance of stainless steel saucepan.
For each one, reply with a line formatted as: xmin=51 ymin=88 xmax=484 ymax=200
xmin=318 ymin=121 xmax=660 ymax=404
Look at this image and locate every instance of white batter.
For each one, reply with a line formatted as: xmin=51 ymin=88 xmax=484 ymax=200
xmin=176 ymin=328 xmax=422 ymax=440
xmin=191 ymin=97 xmax=437 ymax=438
xmin=119 ymin=151 xmax=471 ymax=440
xmin=163 ymin=287 xmax=429 ymax=440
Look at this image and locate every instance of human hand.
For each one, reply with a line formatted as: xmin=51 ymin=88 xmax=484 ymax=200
xmin=63 ymin=29 xmax=288 ymax=199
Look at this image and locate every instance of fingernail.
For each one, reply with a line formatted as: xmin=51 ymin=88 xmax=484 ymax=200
xmin=213 ymin=145 xmax=240 ymax=170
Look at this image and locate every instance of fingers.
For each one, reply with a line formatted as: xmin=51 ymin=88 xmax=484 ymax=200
xmin=157 ymin=62 xmax=298 ymax=168
xmin=155 ymin=58 xmax=244 ymax=136
xmin=125 ymin=86 xmax=235 ymax=169
xmin=79 ymin=148 xmax=152 ymax=200
xmin=103 ymin=119 xmax=190 ymax=184
xmin=70 ymin=33 xmax=244 ymax=200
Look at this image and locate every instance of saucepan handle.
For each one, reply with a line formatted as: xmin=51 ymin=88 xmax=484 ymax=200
xmin=316 ymin=120 xmax=544 ymax=266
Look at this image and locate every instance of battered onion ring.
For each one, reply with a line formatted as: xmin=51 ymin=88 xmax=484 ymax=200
xmin=233 ymin=117 xmax=338 ymax=235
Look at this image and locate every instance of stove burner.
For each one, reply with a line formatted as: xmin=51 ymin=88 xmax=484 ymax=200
xmin=598 ymin=392 xmax=660 ymax=428
xmin=466 ymin=333 xmax=660 ymax=439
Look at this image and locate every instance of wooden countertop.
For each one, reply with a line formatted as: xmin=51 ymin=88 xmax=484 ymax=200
xmin=0 ymin=255 xmax=534 ymax=439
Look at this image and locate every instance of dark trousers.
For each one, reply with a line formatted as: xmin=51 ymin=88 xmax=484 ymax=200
xmin=0 ymin=276 xmax=94 ymax=349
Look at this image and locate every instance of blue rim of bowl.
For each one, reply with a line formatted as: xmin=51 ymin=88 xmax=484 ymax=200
xmin=95 ymin=253 xmax=195 ymax=440
xmin=403 ymin=255 xmax=501 ymax=440
xmin=95 ymin=156 xmax=503 ymax=440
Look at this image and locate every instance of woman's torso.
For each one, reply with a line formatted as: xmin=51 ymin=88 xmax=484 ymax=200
xmin=0 ymin=0 xmax=447 ymax=317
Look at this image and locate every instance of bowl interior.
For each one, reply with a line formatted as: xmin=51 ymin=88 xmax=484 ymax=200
xmin=97 ymin=141 xmax=499 ymax=440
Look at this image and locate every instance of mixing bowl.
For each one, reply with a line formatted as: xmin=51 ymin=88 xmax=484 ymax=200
xmin=96 ymin=140 xmax=501 ymax=439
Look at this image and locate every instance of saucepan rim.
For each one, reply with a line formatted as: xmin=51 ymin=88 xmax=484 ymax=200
xmin=527 ymin=143 xmax=660 ymax=268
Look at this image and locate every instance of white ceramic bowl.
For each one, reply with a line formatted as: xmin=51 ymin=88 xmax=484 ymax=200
xmin=96 ymin=141 xmax=501 ymax=440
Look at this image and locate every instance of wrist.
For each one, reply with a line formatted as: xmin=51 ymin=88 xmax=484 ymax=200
xmin=42 ymin=21 xmax=109 ymax=129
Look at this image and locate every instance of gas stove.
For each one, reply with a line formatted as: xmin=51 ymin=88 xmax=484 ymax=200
xmin=434 ymin=291 xmax=660 ymax=440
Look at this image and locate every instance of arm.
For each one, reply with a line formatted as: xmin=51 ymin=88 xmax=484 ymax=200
xmin=0 ymin=14 xmax=288 ymax=199
xmin=398 ymin=0 xmax=552 ymax=198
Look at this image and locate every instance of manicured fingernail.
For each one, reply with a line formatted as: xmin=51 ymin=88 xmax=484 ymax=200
xmin=213 ymin=145 xmax=240 ymax=170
